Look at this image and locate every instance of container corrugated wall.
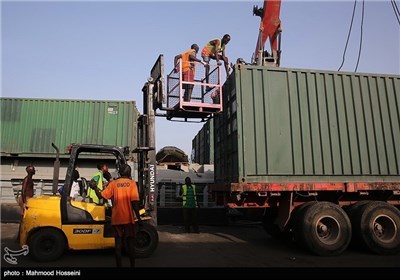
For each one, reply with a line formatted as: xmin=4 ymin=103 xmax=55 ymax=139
xmin=192 ymin=119 xmax=214 ymax=164
xmin=214 ymin=65 xmax=400 ymax=183
xmin=208 ymin=119 xmax=214 ymax=164
xmin=1 ymin=98 xmax=138 ymax=156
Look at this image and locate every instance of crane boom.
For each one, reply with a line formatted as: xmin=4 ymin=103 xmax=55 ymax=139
xmin=253 ymin=0 xmax=282 ymax=66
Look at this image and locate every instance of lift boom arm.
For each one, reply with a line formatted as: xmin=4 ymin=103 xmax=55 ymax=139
xmin=254 ymin=0 xmax=282 ymax=66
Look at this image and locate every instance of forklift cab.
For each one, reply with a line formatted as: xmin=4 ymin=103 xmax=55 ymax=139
xmin=62 ymin=144 xmax=127 ymax=226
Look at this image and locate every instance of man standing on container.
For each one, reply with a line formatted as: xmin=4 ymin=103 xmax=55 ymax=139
xmin=179 ymin=177 xmax=200 ymax=233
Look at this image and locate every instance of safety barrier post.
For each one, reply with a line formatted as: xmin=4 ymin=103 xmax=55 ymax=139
xmin=203 ymin=185 xmax=208 ymax=208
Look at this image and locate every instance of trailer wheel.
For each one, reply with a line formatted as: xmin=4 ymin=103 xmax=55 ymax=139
xmin=346 ymin=201 xmax=372 ymax=248
xmin=292 ymin=201 xmax=318 ymax=243
xmin=346 ymin=201 xmax=370 ymax=220
xmin=135 ymin=222 xmax=159 ymax=258
xmin=298 ymin=202 xmax=351 ymax=256
xmin=262 ymin=208 xmax=281 ymax=238
xmin=28 ymin=228 xmax=67 ymax=262
xmin=354 ymin=201 xmax=400 ymax=255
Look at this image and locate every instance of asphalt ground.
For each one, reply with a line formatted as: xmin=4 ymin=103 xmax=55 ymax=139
xmin=1 ymin=204 xmax=399 ymax=278
xmin=2 ymin=222 xmax=400 ymax=267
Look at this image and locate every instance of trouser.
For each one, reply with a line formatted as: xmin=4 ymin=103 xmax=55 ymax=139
xmin=183 ymin=207 xmax=199 ymax=233
xmin=17 ymin=195 xmax=31 ymax=241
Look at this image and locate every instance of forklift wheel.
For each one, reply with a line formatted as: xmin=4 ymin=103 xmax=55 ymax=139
xmin=28 ymin=228 xmax=67 ymax=262
xmin=135 ymin=222 xmax=159 ymax=258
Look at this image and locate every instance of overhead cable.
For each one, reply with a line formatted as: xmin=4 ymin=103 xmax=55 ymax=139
xmin=391 ymin=0 xmax=400 ymax=25
xmin=338 ymin=0 xmax=358 ymax=71
xmin=355 ymin=0 xmax=365 ymax=72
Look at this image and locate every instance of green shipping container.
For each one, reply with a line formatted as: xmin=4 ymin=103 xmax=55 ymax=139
xmin=214 ymin=65 xmax=400 ymax=183
xmin=192 ymin=119 xmax=214 ymax=164
xmin=1 ymin=98 xmax=139 ymax=157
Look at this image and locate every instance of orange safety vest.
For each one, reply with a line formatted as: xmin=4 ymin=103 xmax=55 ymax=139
xmin=201 ymin=39 xmax=225 ymax=57
xmin=181 ymin=49 xmax=196 ymax=72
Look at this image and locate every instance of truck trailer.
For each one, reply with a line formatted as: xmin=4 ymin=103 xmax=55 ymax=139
xmin=209 ymin=64 xmax=400 ymax=256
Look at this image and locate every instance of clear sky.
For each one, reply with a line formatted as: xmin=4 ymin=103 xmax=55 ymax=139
xmin=2 ymin=0 xmax=400 ymax=160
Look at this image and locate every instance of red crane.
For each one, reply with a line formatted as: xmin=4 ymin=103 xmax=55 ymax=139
xmin=253 ymin=0 xmax=282 ymax=66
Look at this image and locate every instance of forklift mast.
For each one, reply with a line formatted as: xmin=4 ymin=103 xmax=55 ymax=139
xmin=137 ymin=54 xmax=223 ymax=226
xmin=136 ymin=55 xmax=165 ymax=226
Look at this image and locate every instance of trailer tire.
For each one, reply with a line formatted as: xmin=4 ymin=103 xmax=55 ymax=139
xmin=298 ymin=202 xmax=351 ymax=256
xmin=346 ymin=201 xmax=372 ymax=249
xmin=346 ymin=201 xmax=370 ymax=222
xmin=292 ymin=201 xmax=318 ymax=243
xmin=262 ymin=208 xmax=282 ymax=238
xmin=135 ymin=222 xmax=159 ymax=258
xmin=28 ymin=228 xmax=66 ymax=262
xmin=354 ymin=201 xmax=400 ymax=255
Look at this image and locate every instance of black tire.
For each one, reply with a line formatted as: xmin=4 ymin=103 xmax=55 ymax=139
xmin=28 ymin=228 xmax=66 ymax=262
xmin=262 ymin=208 xmax=282 ymax=238
xmin=292 ymin=201 xmax=318 ymax=243
xmin=353 ymin=201 xmax=400 ymax=255
xmin=297 ymin=202 xmax=352 ymax=256
xmin=346 ymin=201 xmax=372 ymax=249
xmin=346 ymin=201 xmax=370 ymax=222
xmin=135 ymin=222 xmax=159 ymax=258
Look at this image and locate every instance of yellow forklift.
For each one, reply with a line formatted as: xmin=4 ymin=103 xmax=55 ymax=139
xmin=19 ymin=143 xmax=158 ymax=262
